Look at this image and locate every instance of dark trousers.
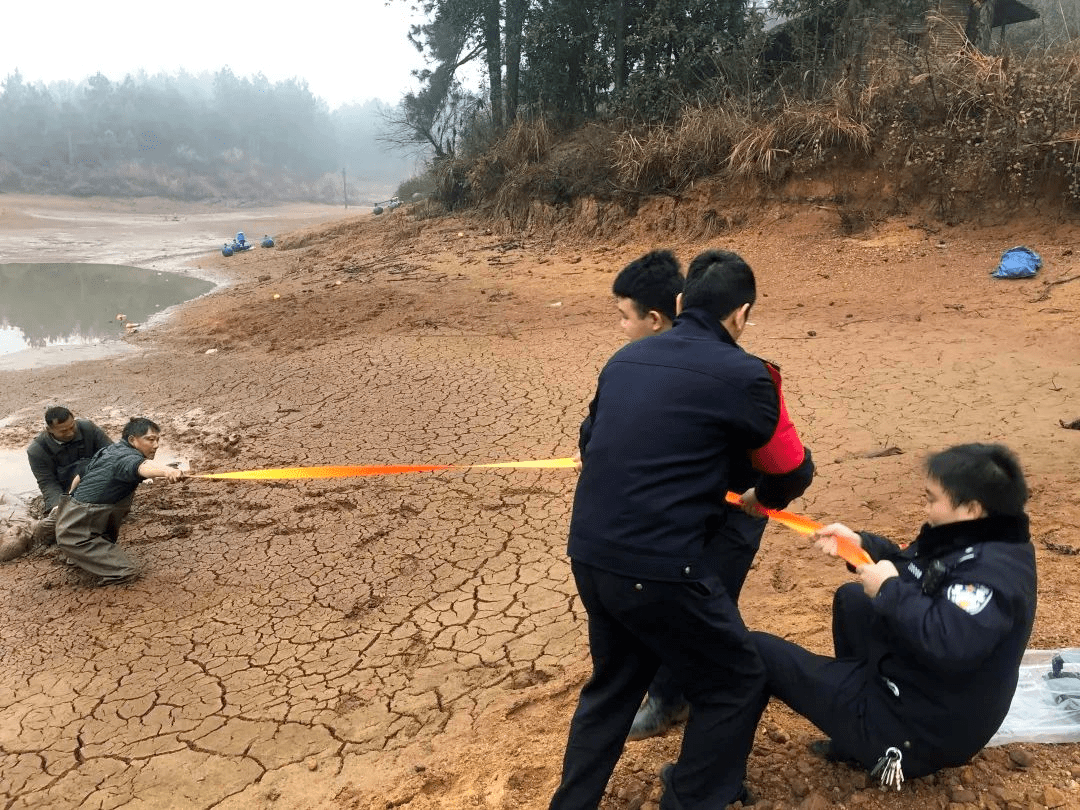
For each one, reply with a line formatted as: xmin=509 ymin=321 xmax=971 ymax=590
xmin=648 ymin=510 xmax=767 ymax=707
xmin=752 ymin=582 xmax=933 ymax=777
xmin=549 ymin=560 xmax=767 ymax=810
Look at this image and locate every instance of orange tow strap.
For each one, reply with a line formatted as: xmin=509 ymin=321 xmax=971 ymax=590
xmin=724 ymin=492 xmax=873 ymax=567
xmin=197 ymin=458 xmax=871 ymax=566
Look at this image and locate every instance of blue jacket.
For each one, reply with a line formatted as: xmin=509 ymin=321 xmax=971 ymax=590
xmin=569 ymin=308 xmax=811 ymax=581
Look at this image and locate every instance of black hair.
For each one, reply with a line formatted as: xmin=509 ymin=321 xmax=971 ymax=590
xmin=682 ymin=249 xmax=756 ymax=324
xmin=611 ymin=250 xmax=683 ymax=322
xmin=45 ymin=406 xmax=73 ymax=426
xmin=122 ymin=417 xmax=160 ymax=441
xmin=925 ymin=443 xmax=1028 ymax=517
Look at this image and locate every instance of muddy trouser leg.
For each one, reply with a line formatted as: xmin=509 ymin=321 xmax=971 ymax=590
xmin=549 ymin=562 xmax=660 ymax=810
xmin=55 ymin=496 xmax=139 ymax=579
xmin=104 ymin=494 xmax=133 ymax=543
xmin=32 ymin=507 xmax=59 ymax=546
xmin=645 ymin=512 xmax=768 ymax=710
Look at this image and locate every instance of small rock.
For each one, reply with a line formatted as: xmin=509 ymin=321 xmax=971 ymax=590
xmin=205 ymin=348 xmax=218 ymax=355
xmin=767 ymin=728 xmax=790 ymax=744
xmin=0 ymin=527 xmax=32 ymax=562
xmin=1008 ymin=748 xmax=1035 ymax=768
xmin=1040 ymin=786 xmax=1067 ymax=808
xmin=413 ymin=764 xmax=426 ymax=773
xmin=790 ymin=777 xmax=810 ymax=798
xmin=807 ymin=330 xmax=817 ymax=337
xmin=258 ymin=275 xmax=271 ymax=282
xmin=991 ymin=785 xmax=1024 ymax=803
xmin=949 ymin=786 xmax=977 ymax=803
xmin=272 ymin=293 xmax=281 ymax=300
xmin=798 ymin=792 xmax=830 ymax=810
xmin=306 ymin=758 xmax=318 ymax=771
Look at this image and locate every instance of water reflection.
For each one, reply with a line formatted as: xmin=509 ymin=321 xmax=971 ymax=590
xmin=0 ymin=263 xmax=215 ymax=355
xmin=0 ymin=448 xmax=39 ymax=497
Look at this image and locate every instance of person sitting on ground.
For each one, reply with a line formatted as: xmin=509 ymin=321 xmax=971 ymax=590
xmin=26 ymin=406 xmax=112 ymax=546
xmin=55 ymin=417 xmax=184 ymax=586
xmin=752 ymin=443 xmax=1036 ymax=785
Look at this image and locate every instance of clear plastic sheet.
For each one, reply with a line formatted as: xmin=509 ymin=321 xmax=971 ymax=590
xmin=988 ymin=649 xmax=1080 ymax=745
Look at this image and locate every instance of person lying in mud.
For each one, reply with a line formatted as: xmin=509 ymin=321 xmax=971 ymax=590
xmin=55 ymin=417 xmax=184 ymax=586
xmin=752 ymin=443 xmax=1036 ymax=787
xmin=26 ymin=405 xmax=112 ymax=546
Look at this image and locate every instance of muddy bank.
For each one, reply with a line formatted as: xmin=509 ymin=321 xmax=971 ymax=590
xmin=0 ymin=196 xmax=1078 ymax=810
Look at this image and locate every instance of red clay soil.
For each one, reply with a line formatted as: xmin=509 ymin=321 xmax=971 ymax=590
xmin=0 ymin=194 xmax=1079 ymax=810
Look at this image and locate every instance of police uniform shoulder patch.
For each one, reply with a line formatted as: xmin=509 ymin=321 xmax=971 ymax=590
xmin=945 ymin=582 xmax=994 ymax=615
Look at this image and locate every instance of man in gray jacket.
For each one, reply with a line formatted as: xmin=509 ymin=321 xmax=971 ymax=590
xmin=26 ymin=406 xmax=112 ymax=545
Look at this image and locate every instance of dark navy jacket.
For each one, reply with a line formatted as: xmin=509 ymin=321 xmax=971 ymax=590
xmin=569 ymin=308 xmax=810 ymax=581
xmin=857 ymin=514 xmax=1036 ymax=769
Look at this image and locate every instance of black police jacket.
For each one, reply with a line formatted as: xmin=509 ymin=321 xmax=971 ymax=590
xmin=569 ymin=308 xmax=803 ymax=581
xmin=857 ymin=514 xmax=1036 ymax=767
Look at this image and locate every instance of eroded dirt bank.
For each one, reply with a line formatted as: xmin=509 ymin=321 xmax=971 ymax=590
xmin=1 ymin=195 xmax=1079 ymax=810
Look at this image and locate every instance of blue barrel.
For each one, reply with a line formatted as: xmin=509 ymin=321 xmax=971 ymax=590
xmin=222 ymin=244 xmax=234 ymax=257
xmin=261 ymin=235 xmax=275 ymax=248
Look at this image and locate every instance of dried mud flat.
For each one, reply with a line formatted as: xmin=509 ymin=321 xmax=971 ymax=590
xmin=1 ymin=195 xmax=1079 ymax=810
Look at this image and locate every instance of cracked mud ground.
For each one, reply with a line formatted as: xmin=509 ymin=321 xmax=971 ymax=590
xmin=1 ymin=196 xmax=1079 ymax=810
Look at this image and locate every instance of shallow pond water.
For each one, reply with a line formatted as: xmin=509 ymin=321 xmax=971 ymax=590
xmin=0 ymin=262 xmax=215 ymax=358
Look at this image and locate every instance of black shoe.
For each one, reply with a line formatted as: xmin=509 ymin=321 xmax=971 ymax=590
xmin=628 ymin=697 xmax=690 ymax=741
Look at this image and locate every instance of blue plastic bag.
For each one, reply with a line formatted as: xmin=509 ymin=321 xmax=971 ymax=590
xmin=991 ymin=246 xmax=1041 ymax=279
